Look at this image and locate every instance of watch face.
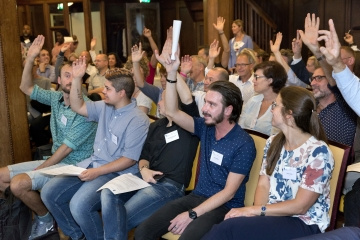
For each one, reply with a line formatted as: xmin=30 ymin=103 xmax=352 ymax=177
xmin=261 ymin=206 xmax=266 ymax=211
xmin=189 ymin=210 xmax=197 ymax=219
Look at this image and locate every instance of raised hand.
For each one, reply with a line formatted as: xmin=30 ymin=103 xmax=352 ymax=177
xmin=27 ymin=35 xmax=45 ymax=59
xmin=180 ymin=55 xmax=192 ymax=74
xmin=143 ymin=27 xmax=152 ymax=38
xmin=213 ymin=16 xmax=225 ymax=32
xmin=72 ymin=56 xmax=87 ymax=80
xmin=298 ymin=13 xmax=320 ymax=54
xmin=61 ymin=42 xmax=71 ymax=53
xmin=270 ymin=32 xmax=282 ymax=53
xmin=318 ymin=19 xmax=342 ymax=67
xmin=292 ymin=30 xmax=302 ymax=58
xmin=131 ymin=43 xmax=145 ymax=63
xmin=90 ymin=38 xmax=97 ymax=50
xmin=209 ymin=39 xmax=221 ymax=59
xmin=344 ymin=32 xmax=354 ymax=45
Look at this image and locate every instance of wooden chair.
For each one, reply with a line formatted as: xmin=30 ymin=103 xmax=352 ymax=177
xmin=149 ymin=101 xmax=158 ymax=117
xmin=326 ymin=140 xmax=351 ymax=231
xmin=162 ymin=130 xmax=268 ymax=240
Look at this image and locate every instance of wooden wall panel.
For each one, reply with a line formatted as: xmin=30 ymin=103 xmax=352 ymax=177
xmin=0 ymin=0 xmax=32 ymax=167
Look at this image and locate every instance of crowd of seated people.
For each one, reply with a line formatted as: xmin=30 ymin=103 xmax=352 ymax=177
xmin=4 ymin=12 xmax=360 ymax=240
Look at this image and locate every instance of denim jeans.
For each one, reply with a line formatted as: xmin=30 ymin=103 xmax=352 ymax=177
xmin=41 ymin=173 xmax=118 ymax=240
xmin=101 ymin=176 xmax=184 ymax=240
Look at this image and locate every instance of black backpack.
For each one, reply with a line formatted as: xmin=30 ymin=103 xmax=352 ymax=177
xmin=0 ymin=187 xmax=32 ymax=240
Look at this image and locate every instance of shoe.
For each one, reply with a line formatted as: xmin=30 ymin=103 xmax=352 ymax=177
xmin=28 ymin=216 xmax=56 ymax=240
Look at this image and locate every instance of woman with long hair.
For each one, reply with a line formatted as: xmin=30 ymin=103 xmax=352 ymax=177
xmin=107 ymin=52 xmax=123 ymax=69
xmin=203 ymin=86 xmax=334 ymax=240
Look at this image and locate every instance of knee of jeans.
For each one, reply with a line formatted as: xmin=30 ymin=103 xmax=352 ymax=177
xmin=9 ymin=174 xmax=32 ymax=197
xmin=100 ymin=189 xmax=113 ymax=203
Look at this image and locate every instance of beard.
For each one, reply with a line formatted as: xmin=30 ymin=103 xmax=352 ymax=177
xmin=60 ymin=84 xmax=71 ymax=94
xmin=202 ymin=111 xmax=225 ymax=126
xmin=312 ymin=87 xmax=331 ymax=100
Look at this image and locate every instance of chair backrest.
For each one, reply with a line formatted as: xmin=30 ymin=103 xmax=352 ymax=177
xmin=244 ymin=129 xmax=269 ymax=207
xmin=327 ymin=140 xmax=351 ymax=230
xmin=149 ymin=101 xmax=157 ymax=116
xmin=186 ymin=143 xmax=201 ymax=191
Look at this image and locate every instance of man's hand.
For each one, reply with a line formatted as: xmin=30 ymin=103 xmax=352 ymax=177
xmin=61 ymin=42 xmax=71 ymax=53
xmin=209 ymin=39 xmax=221 ymax=59
xmin=180 ymin=55 xmax=192 ymax=75
xmin=140 ymin=168 xmax=163 ymax=184
xmin=270 ymin=32 xmax=282 ymax=53
xmin=27 ymin=35 xmax=45 ymax=59
xmin=292 ymin=30 xmax=302 ymax=59
xmin=143 ymin=27 xmax=152 ymax=38
xmin=213 ymin=16 xmax=225 ymax=33
xmin=344 ymin=32 xmax=354 ymax=45
xmin=90 ymin=38 xmax=97 ymax=51
xmin=79 ymin=168 xmax=101 ymax=181
xmin=318 ymin=19 xmax=345 ymax=71
xmin=168 ymin=211 xmax=193 ymax=235
xmin=131 ymin=43 xmax=145 ymax=63
xmin=72 ymin=56 xmax=87 ymax=80
xmin=298 ymin=13 xmax=320 ymax=54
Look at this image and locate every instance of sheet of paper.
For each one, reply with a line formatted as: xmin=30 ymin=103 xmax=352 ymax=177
xmin=171 ymin=20 xmax=182 ymax=60
xmin=64 ymin=36 xmax=74 ymax=43
xmin=97 ymin=173 xmax=151 ymax=194
xmin=347 ymin=162 xmax=360 ymax=172
xmin=38 ymin=165 xmax=86 ymax=176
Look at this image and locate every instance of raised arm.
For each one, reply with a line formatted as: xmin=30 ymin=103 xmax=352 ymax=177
xmin=207 ymin=39 xmax=221 ymax=69
xmin=143 ymin=27 xmax=159 ymax=68
xmin=213 ymin=16 xmax=230 ymax=68
xmin=270 ymin=32 xmax=290 ymax=73
xmin=177 ymin=55 xmax=194 ymax=105
xmin=155 ymin=33 xmax=195 ymax=133
xmin=292 ymin=31 xmax=302 ymax=60
xmin=89 ymin=38 xmax=97 ymax=63
xmin=299 ymin=13 xmax=337 ymax=86
xmin=70 ymin=56 xmax=88 ymax=117
xmin=132 ymin=43 xmax=146 ymax=88
xmin=20 ymin=35 xmax=44 ymax=96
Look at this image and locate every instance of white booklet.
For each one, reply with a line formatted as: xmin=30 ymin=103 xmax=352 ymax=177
xmin=97 ymin=173 xmax=150 ymax=194
xmin=347 ymin=162 xmax=360 ymax=172
xmin=38 ymin=165 xmax=86 ymax=176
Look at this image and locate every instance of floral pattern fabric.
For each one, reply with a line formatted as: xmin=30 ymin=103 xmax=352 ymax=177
xmin=260 ymin=135 xmax=334 ymax=232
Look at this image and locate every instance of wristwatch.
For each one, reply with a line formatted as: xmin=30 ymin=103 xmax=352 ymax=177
xmin=188 ymin=209 xmax=197 ymax=220
xmin=260 ymin=205 xmax=266 ymax=216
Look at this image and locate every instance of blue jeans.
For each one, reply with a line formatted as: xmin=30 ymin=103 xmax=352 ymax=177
xmin=101 ymin=176 xmax=184 ymax=240
xmin=41 ymin=173 xmax=118 ymax=240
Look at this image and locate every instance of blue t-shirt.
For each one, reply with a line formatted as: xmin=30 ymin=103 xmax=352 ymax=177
xmin=192 ymin=117 xmax=256 ymax=209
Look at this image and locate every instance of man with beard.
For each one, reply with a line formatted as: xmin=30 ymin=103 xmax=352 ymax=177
xmin=311 ymin=67 xmax=356 ymax=146
xmin=20 ymin=24 xmax=35 ymax=62
xmin=135 ymin=38 xmax=256 ymax=240
xmin=0 ymin=35 xmax=97 ymax=239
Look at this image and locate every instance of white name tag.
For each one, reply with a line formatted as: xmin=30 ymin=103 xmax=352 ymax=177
xmin=61 ymin=114 xmax=67 ymax=126
xmin=249 ymin=119 xmax=257 ymax=129
xmin=210 ymin=150 xmax=223 ymax=166
xmin=165 ymin=130 xmax=179 ymax=144
xmin=111 ymin=133 xmax=118 ymax=145
xmin=283 ymin=167 xmax=297 ymax=180
xmin=24 ymin=39 xmax=30 ymax=44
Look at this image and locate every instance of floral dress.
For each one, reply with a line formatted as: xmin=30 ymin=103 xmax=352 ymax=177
xmin=260 ymin=135 xmax=334 ymax=232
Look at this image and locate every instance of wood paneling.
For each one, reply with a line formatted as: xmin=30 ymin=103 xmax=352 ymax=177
xmin=0 ymin=0 xmax=32 ymax=166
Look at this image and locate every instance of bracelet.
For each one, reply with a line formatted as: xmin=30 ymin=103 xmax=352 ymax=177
xmin=179 ymin=72 xmax=187 ymax=78
xmin=317 ymin=55 xmax=325 ymax=61
xmin=219 ymin=32 xmax=224 ymax=35
xmin=139 ymin=165 xmax=149 ymax=172
xmin=166 ymin=78 xmax=177 ymax=83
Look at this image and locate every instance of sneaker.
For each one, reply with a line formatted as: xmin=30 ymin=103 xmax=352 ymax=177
xmin=28 ymin=216 xmax=55 ymax=239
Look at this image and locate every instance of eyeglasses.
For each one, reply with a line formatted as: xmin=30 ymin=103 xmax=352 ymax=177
xmin=234 ymin=63 xmax=251 ymax=68
xmin=254 ymin=75 xmax=267 ymax=81
xmin=309 ymin=75 xmax=326 ymax=83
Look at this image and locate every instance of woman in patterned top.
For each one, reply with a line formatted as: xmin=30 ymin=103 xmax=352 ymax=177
xmin=202 ymin=86 xmax=334 ymax=240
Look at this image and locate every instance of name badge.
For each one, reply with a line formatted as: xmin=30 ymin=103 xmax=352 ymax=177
xmin=165 ymin=130 xmax=179 ymax=144
xmin=210 ymin=150 xmax=223 ymax=166
xmin=24 ymin=39 xmax=30 ymax=44
xmin=283 ymin=167 xmax=297 ymax=180
xmin=111 ymin=133 xmax=118 ymax=145
xmin=61 ymin=114 xmax=67 ymax=126
xmin=249 ymin=119 xmax=257 ymax=129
